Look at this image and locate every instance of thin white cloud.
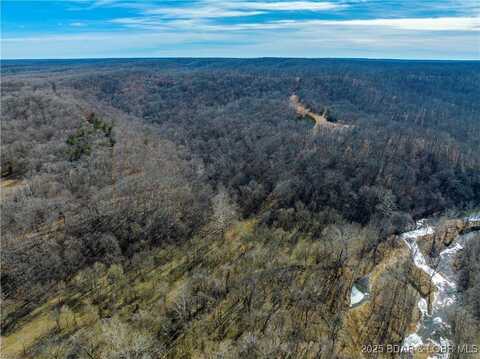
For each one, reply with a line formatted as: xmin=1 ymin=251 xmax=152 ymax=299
xmin=143 ymin=1 xmax=343 ymax=19
xmin=232 ymin=16 xmax=480 ymax=32
xmin=328 ymin=17 xmax=480 ymax=31
xmin=145 ymin=8 xmax=265 ymax=19
xmin=230 ymin=1 xmax=343 ymax=11
xmin=216 ymin=16 xmax=480 ymax=32
xmin=2 ymin=34 xmax=118 ymax=43
xmin=70 ymin=22 xmax=87 ymax=27
xmin=109 ymin=15 xmax=480 ymax=32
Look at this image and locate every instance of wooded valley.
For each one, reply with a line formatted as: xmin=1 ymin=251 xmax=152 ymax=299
xmin=1 ymin=58 xmax=479 ymax=358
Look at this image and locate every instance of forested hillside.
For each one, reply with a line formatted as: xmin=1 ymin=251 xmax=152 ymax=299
xmin=1 ymin=59 xmax=480 ymax=358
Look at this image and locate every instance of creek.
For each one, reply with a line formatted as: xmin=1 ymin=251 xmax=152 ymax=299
xmin=402 ymin=216 xmax=479 ymax=358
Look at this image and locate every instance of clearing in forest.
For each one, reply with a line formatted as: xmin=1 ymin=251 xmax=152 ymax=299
xmin=290 ymin=95 xmax=350 ymax=130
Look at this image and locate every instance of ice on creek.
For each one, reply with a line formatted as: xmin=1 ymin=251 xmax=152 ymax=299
xmin=403 ymin=333 xmax=423 ymax=349
xmin=466 ymin=213 xmax=480 ymax=222
xmin=402 ymin=225 xmax=434 ymax=240
xmin=401 ymin=220 xmax=477 ymax=358
xmin=350 ymin=284 xmax=365 ymax=306
xmin=418 ymin=298 xmax=428 ymax=317
xmin=440 ymin=242 xmax=463 ymax=256
xmin=402 ymin=234 xmax=455 ymax=291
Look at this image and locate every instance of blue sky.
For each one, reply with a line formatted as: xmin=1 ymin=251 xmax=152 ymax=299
xmin=1 ymin=0 xmax=479 ymax=59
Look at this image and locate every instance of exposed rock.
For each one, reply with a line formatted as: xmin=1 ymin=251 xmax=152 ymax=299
xmin=435 ymin=219 xmax=466 ymax=246
xmin=416 ymin=216 xmax=480 ymax=257
xmin=343 ymin=240 xmax=422 ymax=358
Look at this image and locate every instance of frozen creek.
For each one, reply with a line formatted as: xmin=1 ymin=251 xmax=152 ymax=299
xmin=401 ymin=216 xmax=479 ymax=358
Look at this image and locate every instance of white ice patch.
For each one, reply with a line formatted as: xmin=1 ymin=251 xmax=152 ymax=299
xmin=466 ymin=213 xmax=480 ymax=222
xmin=418 ymin=298 xmax=428 ymax=317
xmin=402 ymin=226 xmax=434 ymax=240
xmin=440 ymin=242 xmax=463 ymax=257
xmin=403 ymin=333 xmax=424 ymax=348
xmin=350 ymin=284 xmax=365 ymax=306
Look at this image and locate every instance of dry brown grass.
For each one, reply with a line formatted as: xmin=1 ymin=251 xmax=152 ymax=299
xmin=0 ymin=179 xmax=27 ymax=202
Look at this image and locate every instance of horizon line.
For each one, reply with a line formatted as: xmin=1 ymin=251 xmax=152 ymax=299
xmin=2 ymin=56 xmax=479 ymax=62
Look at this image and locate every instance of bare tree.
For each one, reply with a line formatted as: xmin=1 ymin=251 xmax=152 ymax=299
xmin=211 ymin=187 xmax=238 ymax=238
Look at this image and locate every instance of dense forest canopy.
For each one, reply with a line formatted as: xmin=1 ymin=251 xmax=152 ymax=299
xmin=1 ymin=58 xmax=479 ymax=358
xmin=65 ymin=59 xmax=480 ymax=219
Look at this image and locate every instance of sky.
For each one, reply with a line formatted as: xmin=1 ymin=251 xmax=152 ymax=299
xmin=1 ymin=0 xmax=479 ymax=60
